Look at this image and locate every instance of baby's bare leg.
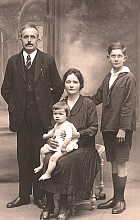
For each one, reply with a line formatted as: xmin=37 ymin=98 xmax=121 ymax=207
xmin=39 ymin=151 xmax=65 ymax=180
xmin=34 ymin=144 xmax=50 ymax=173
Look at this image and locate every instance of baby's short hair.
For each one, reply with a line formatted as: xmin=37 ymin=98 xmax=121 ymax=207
xmin=52 ymin=101 xmax=70 ymax=117
xmin=108 ymin=42 xmax=127 ymax=56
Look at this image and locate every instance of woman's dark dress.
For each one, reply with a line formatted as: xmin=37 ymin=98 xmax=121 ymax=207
xmin=40 ymin=95 xmax=100 ymax=200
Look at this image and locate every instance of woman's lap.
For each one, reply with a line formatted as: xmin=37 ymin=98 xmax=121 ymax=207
xmin=40 ymin=147 xmax=100 ymax=200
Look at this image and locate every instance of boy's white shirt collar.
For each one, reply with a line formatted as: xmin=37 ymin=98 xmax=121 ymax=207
xmin=23 ymin=50 xmax=37 ymax=64
xmin=111 ymin=66 xmax=130 ymax=76
xmin=109 ymin=66 xmax=130 ymax=89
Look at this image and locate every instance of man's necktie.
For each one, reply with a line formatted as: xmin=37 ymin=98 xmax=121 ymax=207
xmin=26 ymin=55 xmax=31 ymax=69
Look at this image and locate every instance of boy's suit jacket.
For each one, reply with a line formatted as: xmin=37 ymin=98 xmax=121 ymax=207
xmin=93 ymin=71 xmax=136 ymax=131
xmin=1 ymin=49 xmax=64 ymax=132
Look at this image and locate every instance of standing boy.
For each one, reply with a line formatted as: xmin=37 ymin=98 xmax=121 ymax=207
xmin=1 ymin=23 xmax=63 ymax=209
xmin=93 ymin=42 xmax=136 ymax=214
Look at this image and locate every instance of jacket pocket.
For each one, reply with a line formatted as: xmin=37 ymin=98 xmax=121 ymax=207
xmin=8 ymin=93 xmax=16 ymax=112
xmin=8 ymin=103 xmax=15 ymax=112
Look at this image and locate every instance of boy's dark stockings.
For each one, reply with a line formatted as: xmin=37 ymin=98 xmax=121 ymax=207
xmin=116 ymin=176 xmax=127 ymax=201
xmin=112 ymin=173 xmax=118 ymax=199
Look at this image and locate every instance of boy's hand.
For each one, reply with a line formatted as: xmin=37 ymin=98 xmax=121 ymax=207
xmin=116 ymin=129 xmax=126 ymax=143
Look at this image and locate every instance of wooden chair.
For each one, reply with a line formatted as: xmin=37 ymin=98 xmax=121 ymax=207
xmin=68 ymin=144 xmax=106 ymax=215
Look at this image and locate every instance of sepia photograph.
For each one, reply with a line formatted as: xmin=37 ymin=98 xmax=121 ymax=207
xmin=0 ymin=0 xmax=139 ymax=219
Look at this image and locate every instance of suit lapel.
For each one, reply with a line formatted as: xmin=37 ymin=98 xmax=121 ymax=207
xmin=104 ymin=73 xmax=111 ymax=106
xmin=17 ymin=51 xmax=26 ymax=81
xmin=104 ymin=72 xmax=128 ymax=106
xmin=109 ymin=72 xmax=128 ymax=90
xmin=34 ymin=50 xmax=45 ymax=82
xmin=17 ymin=50 xmax=45 ymax=82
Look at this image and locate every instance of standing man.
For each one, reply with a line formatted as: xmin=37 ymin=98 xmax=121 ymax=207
xmin=1 ymin=23 xmax=64 ymax=209
xmin=93 ymin=42 xmax=136 ymax=214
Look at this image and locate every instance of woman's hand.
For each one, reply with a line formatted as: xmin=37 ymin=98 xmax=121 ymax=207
xmin=59 ymin=130 xmax=80 ymax=140
xmin=72 ymin=130 xmax=80 ymax=139
xmin=48 ymin=137 xmax=59 ymax=149
xmin=59 ymin=130 xmax=66 ymax=140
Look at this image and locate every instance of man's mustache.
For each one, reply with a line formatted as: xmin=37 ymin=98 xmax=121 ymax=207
xmin=25 ymin=43 xmax=33 ymax=46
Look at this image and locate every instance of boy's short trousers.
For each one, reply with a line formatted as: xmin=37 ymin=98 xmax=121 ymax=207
xmin=102 ymin=131 xmax=133 ymax=163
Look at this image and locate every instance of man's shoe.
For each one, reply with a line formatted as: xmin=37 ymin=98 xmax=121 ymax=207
xmin=97 ymin=198 xmax=115 ymax=209
xmin=112 ymin=200 xmax=126 ymax=214
xmin=34 ymin=198 xmax=46 ymax=209
xmin=7 ymin=196 xmax=30 ymax=208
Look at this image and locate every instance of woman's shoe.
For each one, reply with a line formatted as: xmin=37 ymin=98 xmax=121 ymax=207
xmin=40 ymin=207 xmax=54 ymax=220
xmin=57 ymin=211 xmax=69 ymax=220
xmin=40 ymin=210 xmax=50 ymax=220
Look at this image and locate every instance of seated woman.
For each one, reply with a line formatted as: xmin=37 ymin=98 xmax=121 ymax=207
xmin=40 ymin=68 xmax=100 ymax=220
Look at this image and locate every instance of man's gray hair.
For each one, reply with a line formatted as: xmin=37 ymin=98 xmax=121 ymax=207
xmin=20 ymin=22 xmax=39 ymax=37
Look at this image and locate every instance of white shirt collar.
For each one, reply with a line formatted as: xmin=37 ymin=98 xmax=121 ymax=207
xmin=23 ymin=50 xmax=37 ymax=64
xmin=110 ymin=66 xmax=130 ymax=76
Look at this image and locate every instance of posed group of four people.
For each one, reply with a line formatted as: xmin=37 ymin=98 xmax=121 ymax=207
xmin=1 ymin=23 xmax=136 ymax=220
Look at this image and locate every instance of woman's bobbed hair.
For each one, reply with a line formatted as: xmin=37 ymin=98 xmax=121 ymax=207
xmin=63 ymin=68 xmax=84 ymax=90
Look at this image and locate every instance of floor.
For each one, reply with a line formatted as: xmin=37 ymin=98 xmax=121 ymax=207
xmin=0 ymin=109 xmax=140 ymax=220
xmin=0 ymin=182 xmax=140 ymax=220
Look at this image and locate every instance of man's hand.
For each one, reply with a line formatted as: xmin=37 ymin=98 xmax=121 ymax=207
xmin=116 ymin=129 xmax=126 ymax=143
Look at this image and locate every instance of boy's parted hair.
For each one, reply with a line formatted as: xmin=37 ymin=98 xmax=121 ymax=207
xmin=52 ymin=101 xmax=70 ymax=117
xmin=108 ymin=42 xmax=127 ymax=56
xmin=20 ymin=22 xmax=39 ymax=38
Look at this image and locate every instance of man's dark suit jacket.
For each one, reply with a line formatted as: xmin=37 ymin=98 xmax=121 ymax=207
xmin=1 ymin=49 xmax=64 ymax=132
